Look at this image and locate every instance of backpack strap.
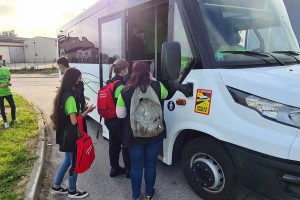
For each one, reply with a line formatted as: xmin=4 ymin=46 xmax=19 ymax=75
xmin=110 ymin=80 xmax=121 ymax=91
xmin=150 ymin=81 xmax=161 ymax=98
xmin=110 ymin=80 xmax=121 ymax=103
xmin=77 ymin=115 xmax=84 ymax=136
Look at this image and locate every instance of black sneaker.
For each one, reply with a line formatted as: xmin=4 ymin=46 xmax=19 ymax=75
xmin=144 ymin=190 xmax=155 ymax=200
xmin=125 ymin=169 xmax=130 ymax=178
xmin=110 ymin=166 xmax=126 ymax=177
xmin=68 ymin=190 xmax=89 ymax=199
xmin=51 ymin=186 xmax=68 ymax=194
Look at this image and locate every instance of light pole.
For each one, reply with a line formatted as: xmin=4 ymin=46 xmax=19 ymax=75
xmin=33 ymin=40 xmax=38 ymax=69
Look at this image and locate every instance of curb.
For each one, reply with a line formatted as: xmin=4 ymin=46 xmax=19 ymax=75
xmin=25 ymin=106 xmax=47 ymax=200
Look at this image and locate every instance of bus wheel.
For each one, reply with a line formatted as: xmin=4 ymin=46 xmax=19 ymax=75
xmin=181 ymin=137 xmax=238 ymax=200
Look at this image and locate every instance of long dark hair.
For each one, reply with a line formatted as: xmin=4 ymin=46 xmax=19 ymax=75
xmin=51 ymin=67 xmax=81 ymax=130
xmin=124 ymin=61 xmax=150 ymax=92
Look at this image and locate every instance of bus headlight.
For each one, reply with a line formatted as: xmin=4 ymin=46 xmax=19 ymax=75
xmin=289 ymin=111 xmax=300 ymax=127
xmin=228 ymin=87 xmax=300 ymax=128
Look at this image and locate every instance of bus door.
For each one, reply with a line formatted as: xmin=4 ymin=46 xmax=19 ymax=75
xmin=98 ymin=12 xmax=126 ymax=138
xmin=127 ymin=1 xmax=168 ymax=80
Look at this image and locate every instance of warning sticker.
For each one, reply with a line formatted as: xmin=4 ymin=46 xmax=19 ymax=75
xmin=194 ymin=89 xmax=212 ymax=115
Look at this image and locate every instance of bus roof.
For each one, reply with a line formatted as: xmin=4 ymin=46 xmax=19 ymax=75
xmin=57 ymin=0 xmax=152 ymax=34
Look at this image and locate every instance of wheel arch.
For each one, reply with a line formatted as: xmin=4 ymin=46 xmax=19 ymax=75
xmin=171 ymin=130 xmax=236 ymax=168
xmin=172 ymin=130 xmax=214 ymax=163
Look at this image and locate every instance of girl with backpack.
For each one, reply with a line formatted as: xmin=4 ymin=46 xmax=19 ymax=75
xmin=50 ymin=67 xmax=96 ymax=199
xmin=116 ymin=61 xmax=168 ymax=200
xmin=105 ymin=59 xmax=131 ymax=178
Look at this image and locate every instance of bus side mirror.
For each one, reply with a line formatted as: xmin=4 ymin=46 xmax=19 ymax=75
xmin=161 ymin=42 xmax=181 ymax=80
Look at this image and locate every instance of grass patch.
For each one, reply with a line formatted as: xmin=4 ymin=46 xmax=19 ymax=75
xmin=10 ymin=66 xmax=58 ymax=74
xmin=0 ymin=93 xmax=39 ymax=200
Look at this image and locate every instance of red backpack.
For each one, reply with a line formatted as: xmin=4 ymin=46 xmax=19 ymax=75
xmin=97 ymin=80 xmax=120 ymax=119
xmin=74 ymin=115 xmax=95 ymax=174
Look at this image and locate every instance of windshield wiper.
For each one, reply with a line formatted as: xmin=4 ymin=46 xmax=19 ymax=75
xmin=272 ymin=51 xmax=300 ymax=55
xmin=221 ymin=51 xmax=285 ymax=66
xmin=220 ymin=51 xmax=271 ymax=64
xmin=272 ymin=51 xmax=300 ymax=62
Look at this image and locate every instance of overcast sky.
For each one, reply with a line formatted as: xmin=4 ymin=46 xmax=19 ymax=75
xmin=0 ymin=0 xmax=99 ymax=38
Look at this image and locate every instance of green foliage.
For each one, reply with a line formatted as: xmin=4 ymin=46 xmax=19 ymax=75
xmin=0 ymin=29 xmax=17 ymax=37
xmin=0 ymin=93 xmax=38 ymax=199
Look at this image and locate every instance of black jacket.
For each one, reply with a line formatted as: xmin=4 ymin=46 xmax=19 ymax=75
xmin=56 ymin=90 xmax=80 ymax=152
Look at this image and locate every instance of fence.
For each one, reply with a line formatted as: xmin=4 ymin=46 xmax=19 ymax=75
xmin=5 ymin=58 xmax=57 ymax=70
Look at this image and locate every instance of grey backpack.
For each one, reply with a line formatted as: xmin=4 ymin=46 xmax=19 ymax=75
xmin=130 ymin=85 xmax=164 ymax=138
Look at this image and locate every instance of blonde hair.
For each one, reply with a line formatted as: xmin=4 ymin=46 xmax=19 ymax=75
xmin=109 ymin=59 xmax=129 ymax=79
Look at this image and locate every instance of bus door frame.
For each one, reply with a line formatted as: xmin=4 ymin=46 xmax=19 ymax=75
xmin=98 ymin=11 xmax=127 ymax=88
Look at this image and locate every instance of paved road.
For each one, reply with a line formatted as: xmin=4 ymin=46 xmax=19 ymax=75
xmin=11 ymin=74 xmax=268 ymax=200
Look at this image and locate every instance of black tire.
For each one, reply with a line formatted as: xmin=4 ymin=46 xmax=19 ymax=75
xmin=181 ymin=137 xmax=238 ymax=200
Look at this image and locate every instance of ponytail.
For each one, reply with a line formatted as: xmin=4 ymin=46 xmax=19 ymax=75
xmin=109 ymin=64 xmax=115 ymax=80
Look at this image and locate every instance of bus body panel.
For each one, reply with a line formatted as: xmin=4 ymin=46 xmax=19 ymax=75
xmin=163 ymin=68 xmax=299 ymax=165
xmin=290 ymin=130 xmax=300 ymax=160
xmin=220 ymin=65 xmax=300 ymax=108
xmin=57 ymin=0 xmax=152 ymax=33
xmin=69 ymin=63 xmax=110 ymax=138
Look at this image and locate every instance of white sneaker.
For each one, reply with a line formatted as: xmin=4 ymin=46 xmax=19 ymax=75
xmin=4 ymin=122 xmax=10 ymax=129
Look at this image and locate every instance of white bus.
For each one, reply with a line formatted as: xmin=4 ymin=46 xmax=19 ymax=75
xmin=57 ymin=0 xmax=300 ymax=199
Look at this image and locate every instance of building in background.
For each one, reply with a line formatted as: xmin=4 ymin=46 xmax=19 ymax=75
xmin=24 ymin=37 xmax=57 ymax=64
xmin=0 ymin=36 xmax=57 ymax=66
xmin=0 ymin=36 xmax=26 ymax=63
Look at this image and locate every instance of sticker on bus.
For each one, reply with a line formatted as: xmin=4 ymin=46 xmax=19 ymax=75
xmin=194 ymin=89 xmax=212 ymax=115
xmin=167 ymin=101 xmax=175 ymax=111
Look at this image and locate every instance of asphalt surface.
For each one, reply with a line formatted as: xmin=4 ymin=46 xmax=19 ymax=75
xmin=11 ymin=73 xmax=269 ymax=200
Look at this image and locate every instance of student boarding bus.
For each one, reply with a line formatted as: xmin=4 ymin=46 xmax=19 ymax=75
xmin=57 ymin=0 xmax=300 ymax=199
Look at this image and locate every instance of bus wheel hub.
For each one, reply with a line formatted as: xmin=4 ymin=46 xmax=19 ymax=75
xmin=191 ymin=156 xmax=224 ymax=192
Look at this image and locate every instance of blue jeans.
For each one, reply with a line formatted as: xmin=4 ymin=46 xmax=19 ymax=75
xmin=128 ymin=138 xmax=163 ymax=199
xmin=53 ymin=152 xmax=77 ymax=191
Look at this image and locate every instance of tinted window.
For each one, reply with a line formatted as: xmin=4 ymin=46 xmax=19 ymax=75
xmin=58 ymin=23 xmax=82 ymax=63
xmin=173 ymin=3 xmax=193 ymax=80
xmin=100 ymin=18 xmax=122 ymax=64
xmin=82 ymin=15 xmax=100 ymax=64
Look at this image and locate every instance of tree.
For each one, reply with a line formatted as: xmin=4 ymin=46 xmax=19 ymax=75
xmin=0 ymin=29 xmax=17 ymax=37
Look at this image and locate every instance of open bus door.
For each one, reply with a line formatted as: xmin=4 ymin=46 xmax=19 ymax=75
xmin=98 ymin=11 xmax=127 ymax=139
xmin=127 ymin=1 xmax=168 ymax=81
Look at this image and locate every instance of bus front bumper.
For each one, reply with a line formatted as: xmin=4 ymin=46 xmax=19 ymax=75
xmin=226 ymin=144 xmax=300 ymax=200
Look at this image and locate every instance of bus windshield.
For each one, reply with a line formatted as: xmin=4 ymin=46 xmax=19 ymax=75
xmin=198 ymin=0 xmax=300 ymax=67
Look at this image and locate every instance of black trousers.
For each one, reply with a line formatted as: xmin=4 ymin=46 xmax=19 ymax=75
xmin=0 ymin=94 xmax=16 ymax=122
xmin=106 ymin=119 xmax=131 ymax=169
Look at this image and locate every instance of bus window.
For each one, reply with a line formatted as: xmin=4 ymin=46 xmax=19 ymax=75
xmin=100 ymin=18 xmax=122 ymax=64
xmin=99 ymin=14 xmax=125 ymax=84
xmin=81 ymin=15 xmax=100 ymax=64
xmin=62 ymin=23 xmax=82 ymax=63
xmin=173 ymin=3 xmax=193 ymax=81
